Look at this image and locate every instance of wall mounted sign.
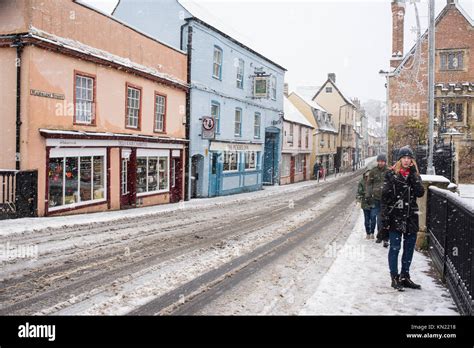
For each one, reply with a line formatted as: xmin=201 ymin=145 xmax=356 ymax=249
xmin=30 ymin=89 xmax=65 ymax=100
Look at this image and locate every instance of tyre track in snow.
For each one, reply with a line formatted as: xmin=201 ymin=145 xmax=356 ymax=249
xmin=130 ymin=175 xmax=359 ymax=315
xmin=0 ymin=171 xmax=362 ymax=315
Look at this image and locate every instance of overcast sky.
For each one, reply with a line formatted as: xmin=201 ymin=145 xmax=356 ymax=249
xmin=84 ymin=0 xmax=473 ymax=102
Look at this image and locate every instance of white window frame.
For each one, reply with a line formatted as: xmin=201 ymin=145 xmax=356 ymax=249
xmin=121 ymin=158 xmax=128 ymax=195
xmin=236 ymin=58 xmax=244 ymax=89
xmin=244 ymin=151 xmax=257 ymax=171
xmin=271 ymin=75 xmax=277 ymax=100
xmin=136 ymin=149 xmax=170 ymax=196
xmin=48 ymin=147 xmax=107 ymax=211
xmin=254 ymin=112 xmax=261 ymax=139
xmin=234 ymin=108 xmax=242 ymax=137
xmin=155 ymin=94 xmax=166 ymax=132
xmin=75 ymin=75 xmax=94 ymax=124
xmin=127 ymin=87 xmax=140 ymax=128
xmin=213 ymin=46 xmax=223 ymax=79
xmin=223 ymin=151 xmax=239 ymax=172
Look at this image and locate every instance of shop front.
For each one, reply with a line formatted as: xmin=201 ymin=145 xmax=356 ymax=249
xmin=41 ymin=129 xmax=187 ymax=216
xmin=207 ymin=141 xmax=263 ymax=197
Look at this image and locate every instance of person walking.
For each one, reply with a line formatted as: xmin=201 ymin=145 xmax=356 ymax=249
xmin=313 ymin=161 xmax=321 ymax=180
xmin=380 ymin=146 xmax=425 ymax=291
xmin=368 ymin=154 xmax=390 ymax=247
xmin=357 ymin=169 xmax=376 ymax=239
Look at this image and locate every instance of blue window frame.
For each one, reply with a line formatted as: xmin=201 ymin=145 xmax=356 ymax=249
xmin=211 ymin=101 xmax=221 ymax=134
xmin=213 ymin=46 xmax=223 ymax=80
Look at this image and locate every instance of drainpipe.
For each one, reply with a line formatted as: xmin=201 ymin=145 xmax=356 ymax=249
xmin=11 ymin=37 xmax=24 ymax=170
xmin=182 ymin=23 xmax=192 ymax=200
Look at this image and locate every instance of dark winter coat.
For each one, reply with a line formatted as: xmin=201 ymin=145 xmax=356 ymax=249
xmin=357 ymin=174 xmax=375 ymax=210
xmin=368 ymin=165 xmax=389 ymax=201
xmin=380 ymin=167 xmax=425 ymax=237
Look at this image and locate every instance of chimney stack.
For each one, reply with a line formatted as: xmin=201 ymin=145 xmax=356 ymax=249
xmin=284 ymin=83 xmax=289 ymax=97
xmin=390 ymin=0 xmax=405 ymax=68
xmin=328 ymin=73 xmax=336 ymax=84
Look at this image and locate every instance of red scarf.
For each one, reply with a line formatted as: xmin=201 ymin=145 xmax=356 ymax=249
xmin=399 ymin=167 xmax=410 ymax=178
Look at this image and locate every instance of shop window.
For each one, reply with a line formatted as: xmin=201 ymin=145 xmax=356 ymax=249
xmin=244 ymin=152 xmax=257 ymax=170
xmin=136 ymin=156 xmax=169 ymax=194
xmin=223 ymin=151 xmax=238 ymax=172
xmin=48 ymin=153 xmax=106 ymax=210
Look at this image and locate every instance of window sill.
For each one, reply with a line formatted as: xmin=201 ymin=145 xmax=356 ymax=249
xmin=212 ymin=75 xmax=222 ymax=81
xmin=48 ymin=198 xmax=107 ymax=213
xmin=137 ymin=190 xmax=169 ymax=198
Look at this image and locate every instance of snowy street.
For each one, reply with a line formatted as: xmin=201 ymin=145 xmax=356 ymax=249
xmin=0 ymin=166 xmax=458 ymax=315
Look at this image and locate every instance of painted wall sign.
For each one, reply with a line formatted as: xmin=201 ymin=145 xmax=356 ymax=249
xmin=30 ymin=89 xmax=65 ymax=100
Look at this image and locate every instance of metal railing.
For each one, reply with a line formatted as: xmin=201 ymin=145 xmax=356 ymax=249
xmin=0 ymin=170 xmax=17 ymax=217
xmin=427 ymin=186 xmax=473 ymax=315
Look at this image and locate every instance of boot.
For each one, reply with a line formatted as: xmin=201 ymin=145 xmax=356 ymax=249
xmin=366 ymin=234 xmax=370 ymax=239
xmin=391 ymin=274 xmax=404 ymax=291
xmin=383 ymin=240 xmax=389 ymax=248
xmin=400 ymin=274 xmax=421 ymax=289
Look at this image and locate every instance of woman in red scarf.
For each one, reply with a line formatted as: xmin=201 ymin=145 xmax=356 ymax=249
xmin=381 ymin=146 xmax=425 ymax=291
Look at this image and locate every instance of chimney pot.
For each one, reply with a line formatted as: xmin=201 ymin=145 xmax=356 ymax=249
xmin=328 ymin=73 xmax=336 ymax=83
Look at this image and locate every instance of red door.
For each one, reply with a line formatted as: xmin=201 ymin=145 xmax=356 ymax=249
xmin=169 ymin=151 xmax=183 ymax=203
xmin=290 ymin=156 xmax=295 ymax=184
xmin=120 ymin=149 xmax=136 ymax=208
xmin=303 ymin=155 xmax=307 ymax=181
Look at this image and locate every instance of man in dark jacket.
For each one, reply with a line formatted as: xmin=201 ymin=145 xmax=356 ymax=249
xmin=357 ymin=169 xmax=376 ymax=239
xmin=381 ymin=146 xmax=425 ymax=291
xmin=368 ymin=154 xmax=389 ymax=246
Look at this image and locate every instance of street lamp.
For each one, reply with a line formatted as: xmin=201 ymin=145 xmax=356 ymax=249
xmin=379 ymin=69 xmax=394 ymax=158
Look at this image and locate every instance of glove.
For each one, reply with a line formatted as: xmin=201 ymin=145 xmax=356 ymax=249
xmin=409 ymin=165 xmax=417 ymax=175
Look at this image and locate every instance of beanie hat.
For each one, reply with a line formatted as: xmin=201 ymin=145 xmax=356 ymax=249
xmin=397 ymin=146 xmax=414 ymax=160
xmin=376 ymin=154 xmax=387 ymax=162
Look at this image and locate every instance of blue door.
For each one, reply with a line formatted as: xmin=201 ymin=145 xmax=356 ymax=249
xmin=208 ymin=152 xmax=221 ymax=197
xmin=263 ymin=130 xmax=279 ymax=185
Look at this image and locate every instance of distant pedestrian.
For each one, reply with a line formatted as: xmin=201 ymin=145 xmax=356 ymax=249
xmin=313 ymin=161 xmax=321 ymax=180
xmin=368 ymin=154 xmax=390 ymax=247
xmin=357 ymin=169 xmax=376 ymax=239
xmin=380 ymin=146 xmax=425 ymax=291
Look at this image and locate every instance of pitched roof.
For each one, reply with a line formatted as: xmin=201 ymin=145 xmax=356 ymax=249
xmin=312 ymin=78 xmax=356 ymax=107
xmin=393 ymin=1 xmax=474 ymax=74
xmin=284 ymin=96 xmax=314 ymax=128
xmin=289 ymin=92 xmax=338 ymax=133
xmin=182 ymin=0 xmax=286 ymax=71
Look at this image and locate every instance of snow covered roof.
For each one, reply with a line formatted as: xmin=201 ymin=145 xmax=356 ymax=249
xmin=313 ymin=79 xmax=355 ymax=107
xmin=28 ymin=27 xmax=188 ymax=89
xmin=291 ymin=92 xmax=328 ymax=113
xmin=284 ymin=97 xmax=314 ymax=128
xmin=177 ymin=0 xmax=286 ymax=71
xmin=289 ymin=92 xmax=337 ymax=133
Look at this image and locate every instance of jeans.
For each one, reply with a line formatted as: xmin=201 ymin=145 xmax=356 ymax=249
xmin=373 ymin=200 xmax=387 ymax=241
xmin=388 ymin=230 xmax=417 ymax=277
xmin=363 ymin=208 xmax=377 ymax=234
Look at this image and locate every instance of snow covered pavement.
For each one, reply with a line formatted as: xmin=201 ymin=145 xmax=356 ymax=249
xmin=300 ymin=210 xmax=459 ymax=315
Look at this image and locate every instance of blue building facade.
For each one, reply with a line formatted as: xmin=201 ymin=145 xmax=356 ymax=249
xmin=114 ymin=0 xmax=286 ymax=198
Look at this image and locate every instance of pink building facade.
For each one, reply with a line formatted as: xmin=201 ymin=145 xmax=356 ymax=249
xmin=0 ymin=0 xmax=188 ymax=216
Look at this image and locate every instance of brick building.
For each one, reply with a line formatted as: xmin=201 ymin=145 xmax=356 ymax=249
xmin=388 ymin=0 xmax=473 ymax=181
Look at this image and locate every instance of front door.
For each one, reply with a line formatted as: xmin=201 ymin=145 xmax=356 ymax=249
xmin=303 ymin=155 xmax=307 ymax=181
xmin=263 ymin=132 xmax=277 ymax=185
xmin=208 ymin=152 xmax=220 ymax=197
xmin=169 ymin=152 xmax=183 ymax=203
xmin=120 ymin=148 xmax=136 ymax=208
xmin=290 ymin=156 xmax=295 ymax=184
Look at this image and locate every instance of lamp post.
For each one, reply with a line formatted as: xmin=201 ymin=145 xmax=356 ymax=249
xmin=379 ymin=69 xmax=394 ymax=158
